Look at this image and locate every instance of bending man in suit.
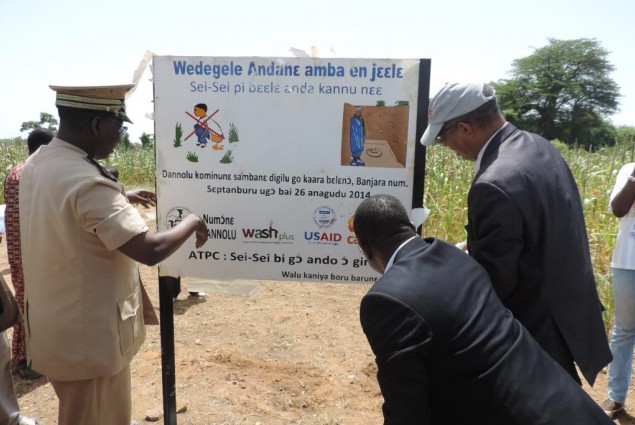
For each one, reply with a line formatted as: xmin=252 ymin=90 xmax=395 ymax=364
xmin=419 ymin=82 xmax=610 ymax=386
xmin=355 ymin=194 xmax=612 ymax=424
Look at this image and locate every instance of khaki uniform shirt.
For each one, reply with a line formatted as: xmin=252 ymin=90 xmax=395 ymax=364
xmin=19 ymin=138 xmax=148 ymax=381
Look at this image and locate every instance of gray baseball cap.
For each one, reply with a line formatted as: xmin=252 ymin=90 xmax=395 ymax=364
xmin=420 ymin=82 xmax=496 ymax=146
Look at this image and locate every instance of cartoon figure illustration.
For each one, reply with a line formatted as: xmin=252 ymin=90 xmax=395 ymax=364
xmin=350 ymin=106 xmax=366 ymax=166
xmin=209 ymin=120 xmax=225 ymax=150
xmin=193 ymin=103 xmax=211 ymax=148
xmin=185 ymin=104 xmax=226 ymax=150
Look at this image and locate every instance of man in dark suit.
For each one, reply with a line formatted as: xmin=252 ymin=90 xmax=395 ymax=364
xmin=354 ymin=194 xmax=612 ymax=424
xmin=419 ymin=82 xmax=611 ymax=386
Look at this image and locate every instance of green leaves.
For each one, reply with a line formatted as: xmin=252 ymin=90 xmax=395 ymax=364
xmin=173 ymin=123 xmax=183 ymax=148
xmin=228 ymin=123 xmax=239 ymax=144
xmin=20 ymin=112 xmax=58 ymax=133
xmin=492 ymin=38 xmax=620 ymax=148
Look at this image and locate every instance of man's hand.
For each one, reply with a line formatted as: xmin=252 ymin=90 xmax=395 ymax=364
xmin=455 ymin=240 xmax=469 ymax=253
xmin=193 ymin=215 xmax=209 ymax=248
xmin=127 ymin=190 xmax=157 ymax=208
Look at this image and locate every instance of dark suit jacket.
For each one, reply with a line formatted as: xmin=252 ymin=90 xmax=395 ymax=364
xmin=466 ymin=124 xmax=611 ymax=385
xmin=360 ymin=237 xmax=613 ymax=425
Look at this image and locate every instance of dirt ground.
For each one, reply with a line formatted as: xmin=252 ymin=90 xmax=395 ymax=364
xmin=2 ymin=206 xmax=634 ymax=424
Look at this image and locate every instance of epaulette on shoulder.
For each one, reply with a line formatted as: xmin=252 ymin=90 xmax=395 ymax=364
xmin=83 ymin=155 xmax=118 ymax=182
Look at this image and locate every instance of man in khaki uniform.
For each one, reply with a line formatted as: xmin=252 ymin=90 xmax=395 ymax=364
xmin=19 ymin=84 xmax=208 ymax=425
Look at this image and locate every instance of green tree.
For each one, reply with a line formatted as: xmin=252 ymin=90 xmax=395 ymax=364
xmin=139 ymin=132 xmax=154 ymax=149
xmin=492 ymin=38 xmax=620 ymax=147
xmin=118 ymin=130 xmax=133 ymax=150
xmin=614 ymin=126 xmax=635 ymax=163
xmin=616 ymin=126 xmax=635 ymax=146
xmin=20 ymin=112 xmax=58 ymax=133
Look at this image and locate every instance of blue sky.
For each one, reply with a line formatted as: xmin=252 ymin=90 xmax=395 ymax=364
xmin=1 ymin=0 xmax=633 ymax=143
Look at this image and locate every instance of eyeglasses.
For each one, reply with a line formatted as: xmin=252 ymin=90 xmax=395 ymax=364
xmin=103 ymin=115 xmax=125 ymax=133
xmin=435 ymin=122 xmax=458 ymax=144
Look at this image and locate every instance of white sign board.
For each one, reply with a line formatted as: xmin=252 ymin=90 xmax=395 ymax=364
xmin=154 ymin=56 xmax=422 ymax=283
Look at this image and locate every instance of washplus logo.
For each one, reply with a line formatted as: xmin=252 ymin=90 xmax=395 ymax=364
xmin=242 ymin=221 xmax=294 ymax=244
xmin=165 ymin=207 xmax=192 ymax=229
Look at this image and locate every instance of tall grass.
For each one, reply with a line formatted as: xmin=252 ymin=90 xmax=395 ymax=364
xmin=0 ymin=138 xmax=28 ymax=189
xmin=0 ymin=136 xmax=628 ymax=329
xmin=102 ymin=147 xmax=155 ymax=189
xmin=424 ymin=140 xmax=629 ymax=331
xmin=0 ymin=139 xmax=154 ymax=205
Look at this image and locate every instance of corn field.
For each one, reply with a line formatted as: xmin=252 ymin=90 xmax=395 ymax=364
xmin=1 ymin=137 xmax=633 ymax=331
xmin=425 ymin=140 xmax=635 ymax=331
xmin=0 ymin=139 xmax=155 ymax=201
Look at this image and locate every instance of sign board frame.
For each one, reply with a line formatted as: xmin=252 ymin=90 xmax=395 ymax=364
xmin=152 ymin=56 xmax=431 ymax=424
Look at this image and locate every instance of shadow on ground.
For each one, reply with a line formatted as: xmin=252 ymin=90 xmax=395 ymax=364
xmin=615 ymin=409 xmax=635 ymax=424
xmin=173 ymin=295 xmax=208 ymax=315
xmin=13 ymin=375 xmax=48 ymax=398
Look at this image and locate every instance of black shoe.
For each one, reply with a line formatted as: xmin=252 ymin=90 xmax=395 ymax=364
xmin=11 ymin=360 xmax=27 ymax=376
xmin=600 ymin=398 xmax=624 ymax=417
xmin=20 ymin=366 xmax=42 ymax=380
xmin=15 ymin=362 xmax=42 ymax=380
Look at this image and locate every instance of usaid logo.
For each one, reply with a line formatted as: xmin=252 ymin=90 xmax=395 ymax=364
xmin=313 ymin=206 xmax=336 ymax=229
xmin=165 ymin=206 xmax=192 ymax=229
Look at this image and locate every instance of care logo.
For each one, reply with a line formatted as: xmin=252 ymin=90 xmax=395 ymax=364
xmin=165 ymin=206 xmax=192 ymax=229
xmin=346 ymin=215 xmax=358 ymax=245
xmin=313 ymin=206 xmax=337 ymax=229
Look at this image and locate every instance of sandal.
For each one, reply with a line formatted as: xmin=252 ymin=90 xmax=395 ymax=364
xmin=19 ymin=416 xmax=43 ymax=425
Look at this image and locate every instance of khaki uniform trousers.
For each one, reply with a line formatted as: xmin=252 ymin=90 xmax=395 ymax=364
xmin=49 ymin=364 xmax=131 ymax=425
